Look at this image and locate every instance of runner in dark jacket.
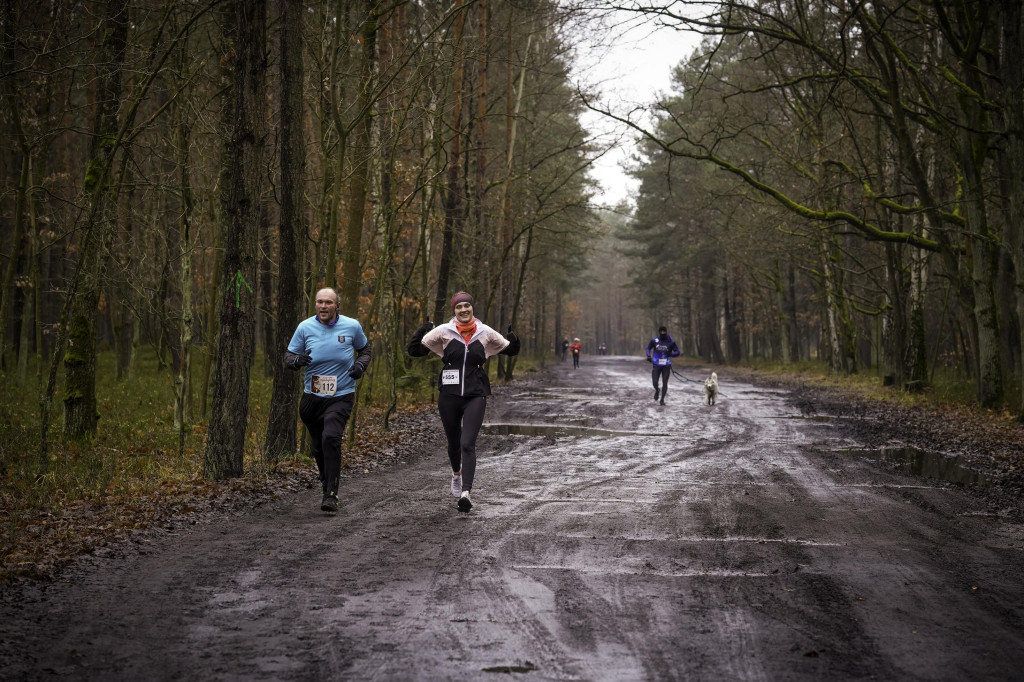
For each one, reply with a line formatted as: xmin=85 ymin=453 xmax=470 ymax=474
xmin=646 ymin=326 xmax=680 ymax=405
xmin=407 ymin=291 xmax=519 ymax=512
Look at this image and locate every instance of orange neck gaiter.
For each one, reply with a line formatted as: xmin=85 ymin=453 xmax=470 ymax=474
xmin=456 ymin=319 xmax=477 ymax=344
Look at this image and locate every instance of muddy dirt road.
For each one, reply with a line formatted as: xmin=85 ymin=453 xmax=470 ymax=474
xmin=3 ymin=356 xmax=1023 ymax=681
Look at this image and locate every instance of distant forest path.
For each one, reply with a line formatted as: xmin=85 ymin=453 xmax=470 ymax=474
xmin=2 ymin=356 xmax=1022 ymax=681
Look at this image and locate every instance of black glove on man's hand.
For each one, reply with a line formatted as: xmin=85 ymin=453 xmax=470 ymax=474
xmin=646 ymin=356 xmax=652 ymax=362
xmin=286 ymin=350 xmax=312 ymax=370
xmin=348 ymin=362 xmax=365 ymax=380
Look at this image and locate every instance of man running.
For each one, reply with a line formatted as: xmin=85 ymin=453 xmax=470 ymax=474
xmin=284 ymin=287 xmax=371 ymax=513
xmin=646 ymin=326 xmax=680 ymax=405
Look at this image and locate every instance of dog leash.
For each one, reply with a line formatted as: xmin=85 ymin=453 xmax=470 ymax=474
xmin=669 ymin=368 xmax=703 ymax=383
xmin=669 ymin=366 xmax=726 ymax=398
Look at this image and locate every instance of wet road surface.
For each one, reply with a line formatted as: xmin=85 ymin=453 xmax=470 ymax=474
xmin=2 ymin=356 xmax=1023 ymax=680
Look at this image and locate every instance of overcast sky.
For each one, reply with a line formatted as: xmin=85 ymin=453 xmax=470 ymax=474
xmin=573 ymin=12 xmax=703 ymax=207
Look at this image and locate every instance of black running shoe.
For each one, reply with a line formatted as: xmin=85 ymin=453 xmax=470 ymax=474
xmin=458 ymin=491 xmax=472 ymax=512
xmin=654 ymin=388 xmax=660 ymax=401
xmin=321 ymin=492 xmax=339 ymax=512
xmin=659 ymin=398 xmax=665 ymax=405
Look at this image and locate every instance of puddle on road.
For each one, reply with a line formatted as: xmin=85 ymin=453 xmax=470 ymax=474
xmin=777 ymin=414 xmax=833 ymax=422
xmin=481 ymin=663 xmax=539 ymax=674
xmin=842 ymin=446 xmax=990 ymax=487
xmin=482 ymin=423 xmax=669 ymax=438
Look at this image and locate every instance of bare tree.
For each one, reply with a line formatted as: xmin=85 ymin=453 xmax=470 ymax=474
xmin=204 ymin=0 xmax=267 ymax=479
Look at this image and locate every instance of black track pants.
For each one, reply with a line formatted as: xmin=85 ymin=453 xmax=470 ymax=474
xmin=299 ymin=392 xmax=354 ymax=496
xmin=438 ymin=393 xmax=487 ymax=492
xmin=652 ymin=365 xmax=671 ymax=396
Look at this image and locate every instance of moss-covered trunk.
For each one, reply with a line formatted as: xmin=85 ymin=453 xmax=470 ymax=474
xmin=63 ymin=0 xmax=128 ymax=441
xmin=203 ymin=0 xmax=266 ymax=479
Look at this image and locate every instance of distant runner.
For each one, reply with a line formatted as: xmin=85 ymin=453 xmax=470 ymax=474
xmin=570 ymin=337 xmax=582 ymax=369
xmin=646 ymin=325 xmax=680 ymax=406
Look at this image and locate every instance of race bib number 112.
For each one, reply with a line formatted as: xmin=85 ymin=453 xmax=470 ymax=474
xmin=312 ymin=375 xmax=337 ymax=395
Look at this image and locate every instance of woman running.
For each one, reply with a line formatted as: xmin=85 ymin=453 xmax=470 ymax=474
xmin=407 ymin=292 xmax=519 ymax=512
xmin=569 ymin=337 xmax=582 ymax=369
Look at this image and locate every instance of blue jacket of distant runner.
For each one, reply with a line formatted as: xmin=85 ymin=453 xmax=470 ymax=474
xmin=646 ymin=333 xmax=681 ymax=366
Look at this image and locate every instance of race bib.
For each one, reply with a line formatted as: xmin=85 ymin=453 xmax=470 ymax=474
xmin=312 ymin=374 xmax=337 ymax=395
xmin=655 ymin=357 xmax=669 ymax=366
xmin=441 ymin=369 xmax=460 ymax=385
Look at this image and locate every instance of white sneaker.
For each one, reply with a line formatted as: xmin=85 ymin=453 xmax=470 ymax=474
xmin=458 ymin=490 xmax=472 ymax=512
xmin=450 ymin=472 xmax=462 ymax=497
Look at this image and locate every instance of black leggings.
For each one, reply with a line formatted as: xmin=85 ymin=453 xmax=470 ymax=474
xmin=652 ymin=365 xmax=671 ymax=395
xmin=438 ymin=393 xmax=487 ymax=492
xmin=299 ymin=392 xmax=354 ymax=496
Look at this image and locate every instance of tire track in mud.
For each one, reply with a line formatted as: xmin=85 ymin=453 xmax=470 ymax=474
xmin=466 ymin=357 xmax=1023 ymax=680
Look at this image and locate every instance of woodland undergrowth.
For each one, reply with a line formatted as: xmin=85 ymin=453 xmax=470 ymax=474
xmin=0 ymin=348 xmax=437 ymax=583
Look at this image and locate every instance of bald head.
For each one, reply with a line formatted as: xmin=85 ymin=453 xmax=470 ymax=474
xmin=315 ymin=288 xmax=340 ymax=324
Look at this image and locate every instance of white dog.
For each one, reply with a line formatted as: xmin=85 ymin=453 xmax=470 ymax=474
xmin=704 ymin=371 xmax=718 ymax=406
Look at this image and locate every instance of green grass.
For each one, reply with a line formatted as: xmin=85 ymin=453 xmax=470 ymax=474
xmin=741 ymin=357 xmax=1019 ymax=416
xmin=0 ymin=347 xmax=293 ymax=561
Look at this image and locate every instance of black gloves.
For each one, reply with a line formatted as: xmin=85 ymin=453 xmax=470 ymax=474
xmin=284 ymin=350 xmax=312 ymax=370
xmin=348 ymin=362 xmax=365 ymax=380
xmin=408 ymin=319 xmax=434 ymax=357
xmin=500 ymin=325 xmax=521 ymax=356
xmin=646 ymin=356 xmax=652 ymax=362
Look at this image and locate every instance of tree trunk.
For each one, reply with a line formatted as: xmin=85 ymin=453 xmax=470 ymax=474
xmin=496 ymin=15 xmax=531 ymax=376
xmin=204 ymin=0 xmax=266 ymax=479
xmin=700 ymin=262 xmax=724 ymax=364
xmin=323 ymin=0 xmax=352 ymax=287
xmin=0 ymin=0 xmax=28 ymax=374
xmin=63 ymin=0 xmax=128 ymax=441
xmin=470 ymin=0 xmax=489 ymax=306
xmin=201 ymin=2 xmax=237 ymax=420
xmin=339 ymin=5 xmax=378 ymax=317
xmin=17 ymin=154 xmax=41 ymax=385
xmin=115 ymin=178 xmax=137 ymax=382
xmin=433 ymin=0 xmax=467 ymax=322
xmin=264 ymin=0 xmax=306 ymax=460
xmin=998 ymin=0 xmax=1024 ymax=420
xmin=259 ymin=202 xmax=274 ymax=377
xmin=173 ymin=112 xmax=194 ymax=437
xmin=958 ymin=94 xmax=1004 ymax=407
xmin=0 ymin=131 xmax=27 ymax=375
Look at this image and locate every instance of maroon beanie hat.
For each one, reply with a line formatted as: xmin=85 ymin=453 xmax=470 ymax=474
xmin=451 ymin=291 xmax=474 ymax=314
